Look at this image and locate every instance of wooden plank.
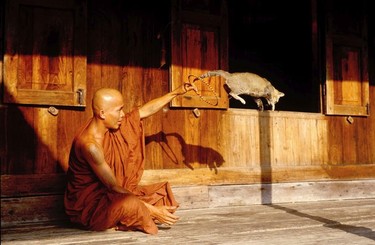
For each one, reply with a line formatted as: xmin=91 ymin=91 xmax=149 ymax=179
xmin=284 ymin=114 xmax=299 ymax=166
xmin=172 ymin=185 xmax=209 ymax=209
xmin=225 ymin=114 xmax=251 ymax=167
xmin=10 ymin=163 xmax=372 ymax=201
xmin=0 ymin=10 xmax=4 ymax=172
xmin=183 ymin=106 xmax=201 ymax=169
xmin=248 ymin=113 xmax=261 ymax=166
xmin=271 ymin=116 xmax=285 ymax=167
xmin=298 ymin=116 xmax=312 ymax=166
xmin=160 ymin=109 xmax=187 ymax=169
xmin=34 ymin=108 xmax=58 ymax=173
xmin=5 ymin=106 xmax=36 ymax=174
xmin=1 ymin=174 xmax=66 ymax=197
xmin=342 ymin=117 xmax=358 ymax=164
xmin=218 ymin=113 xmax=234 ymax=166
xmin=327 ymin=116 xmax=343 ymax=164
xmin=224 ymin=109 xmax=325 ymax=120
xmin=370 ymin=90 xmax=375 ymax=161
xmin=100 ymin=10 xmax=121 ymax=91
xmin=1 ymin=195 xmax=67 ymax=227
xmin=259 ymin=112 xmax=273 ymax=183
xmin=317 ymin=119 xmax=329 ymax=165
xmin=199 ymin=110 xmax=222 ymax=169
xmin=308 ymin=119 xmax=319 ymax=165
xmin=140 ymin=164 xmax=375 ymax=186
xmin=355 ymin=116 xmax=371 ymax=164
xmin=142 ymin=69 xmax=166 ymax=169
xmin=2 ymin=181 xmax=375 ymax=229
xmin=57 ymin=107 xmax=87 ymax=173
xmin=2 ymin=198 xmax=375 ymax=244
xmin=0 ymin=105 xmax=7 ymax=173
xmin=208 ymin=180 xmax=375 ymax=207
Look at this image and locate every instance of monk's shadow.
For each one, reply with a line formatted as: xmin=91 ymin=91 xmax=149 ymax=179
xmin=145 ymin=131 xmax=225 ymax=173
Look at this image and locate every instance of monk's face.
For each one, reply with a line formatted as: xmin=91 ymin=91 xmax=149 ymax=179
xmin=100 ymin=92 xmax=125 ymax=130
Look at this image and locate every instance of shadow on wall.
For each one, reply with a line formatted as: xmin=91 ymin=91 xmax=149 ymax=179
xmin=0 ymin=104 xmax=36 ymax=174
xmin=259 ymin=110 xmax=272 ymax=204
xmin=0 ymin=99 xmax=62 ymax=174
xmin=145 ymin=131 xmax=225 ymax=174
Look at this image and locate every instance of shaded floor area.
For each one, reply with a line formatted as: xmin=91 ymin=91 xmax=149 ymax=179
xmin=2 ymin=198 xmax=375 ymax=245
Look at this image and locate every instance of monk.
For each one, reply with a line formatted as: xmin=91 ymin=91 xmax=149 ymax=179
xmin=64 ymin=83 xmax=197 ymax=235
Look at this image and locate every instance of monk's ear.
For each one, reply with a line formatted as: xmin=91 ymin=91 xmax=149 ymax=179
xmin=99 ymin=110 xmax=105 ymax=120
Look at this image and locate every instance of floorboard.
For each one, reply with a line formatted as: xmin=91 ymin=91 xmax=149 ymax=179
xmin=1 ymin=198 xmax=375 ymax=245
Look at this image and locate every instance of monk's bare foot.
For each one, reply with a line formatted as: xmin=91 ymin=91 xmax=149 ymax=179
xmin=115 ymin=224 xmax=134 ymax=232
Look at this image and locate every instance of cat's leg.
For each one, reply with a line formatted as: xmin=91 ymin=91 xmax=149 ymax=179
xmin=253 ymin=98 xmax=264 ymax=111
xmin=229 ymin=92 xmax=246 ymax=104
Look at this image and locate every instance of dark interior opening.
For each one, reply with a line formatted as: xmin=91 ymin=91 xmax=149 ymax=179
xmin=227 ymin=0 xmax=319 ymax=112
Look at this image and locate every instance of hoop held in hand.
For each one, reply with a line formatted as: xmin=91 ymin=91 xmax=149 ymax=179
xmin=187 ymin=74 xmax=219 ymax=106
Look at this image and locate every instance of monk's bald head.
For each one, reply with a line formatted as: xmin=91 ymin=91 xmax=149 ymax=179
xmin=92 ymin=88 xmax=123 ymax=117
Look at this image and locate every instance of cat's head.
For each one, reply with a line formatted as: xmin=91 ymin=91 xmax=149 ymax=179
xmin=266 ymin=89 xmax=285 ymax=110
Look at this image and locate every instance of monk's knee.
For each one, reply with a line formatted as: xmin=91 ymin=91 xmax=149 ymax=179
xmin=117 ymin=194 xmax=146 ymax=213
xmin=114 ymin=194 xmax=157 ymax=234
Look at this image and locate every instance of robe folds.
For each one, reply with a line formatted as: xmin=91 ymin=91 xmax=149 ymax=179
xmin=64 ymin=108 xmax=179 ymax=234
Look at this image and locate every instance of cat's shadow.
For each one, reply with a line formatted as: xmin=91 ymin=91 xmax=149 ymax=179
xmin=145 ymin=131 xmax=225 ymax=173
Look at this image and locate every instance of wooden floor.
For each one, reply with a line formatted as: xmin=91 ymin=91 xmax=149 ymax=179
xmin=2 ymin=198 xmax=375 ymax=245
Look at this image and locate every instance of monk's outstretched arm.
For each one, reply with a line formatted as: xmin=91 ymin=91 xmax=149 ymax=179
xmin=139 ymin=83 xmax=197 ymax=119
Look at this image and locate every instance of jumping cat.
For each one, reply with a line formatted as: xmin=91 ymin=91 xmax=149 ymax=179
xmin=199 ymin=70 xmax=285 ymax=111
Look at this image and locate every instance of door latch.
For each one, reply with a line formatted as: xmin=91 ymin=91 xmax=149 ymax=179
xmin=77 ymin=89 xmax=85 ymax=105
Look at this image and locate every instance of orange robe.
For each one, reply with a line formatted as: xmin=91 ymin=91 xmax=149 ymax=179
xmin=64 ymin=109 xmax=178 ymax=234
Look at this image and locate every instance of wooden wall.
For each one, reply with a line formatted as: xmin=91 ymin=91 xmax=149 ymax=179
xmin=141 ymin=108 xmax=375 ymax=187
xmin=1 ymin=0 xmax=374 ymax=226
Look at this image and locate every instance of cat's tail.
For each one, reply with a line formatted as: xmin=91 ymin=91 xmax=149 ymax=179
xmin=199 ymin=70 xmax=229 ymax=79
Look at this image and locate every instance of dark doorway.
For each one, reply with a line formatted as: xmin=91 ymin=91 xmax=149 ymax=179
xmin=227 ymin=0 xmax=319 ymax=112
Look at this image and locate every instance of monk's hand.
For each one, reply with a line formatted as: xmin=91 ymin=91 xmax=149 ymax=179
xmin=150 ymin=205 xmax=180 ymax=226
xmin=176 ymin=82 xmax=198 ymax=95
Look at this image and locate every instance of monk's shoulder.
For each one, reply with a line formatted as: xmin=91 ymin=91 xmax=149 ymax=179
xmin=75 ymin=133 xmax=102 ymax=158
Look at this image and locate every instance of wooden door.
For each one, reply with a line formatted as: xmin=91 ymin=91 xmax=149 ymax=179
xmin=4 ymin=0 xmax=87 ymax=107
xmin=324 ymin=0 xmax=369 ymax=116
xmin=170 ymin=0 xmax=229 ymax=109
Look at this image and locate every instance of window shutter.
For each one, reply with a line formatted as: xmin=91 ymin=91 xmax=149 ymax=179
xmin=324 ymin=0 xmax=369 ymax=116
xmin=4 ymin=0 xmax=87 ymax=107
xmin=170 ymin=0 xmax=228 ymax=109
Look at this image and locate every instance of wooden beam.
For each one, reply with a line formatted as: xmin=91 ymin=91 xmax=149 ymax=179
xmin=1 ymin=174 xmax=66 ymax=197
xmin=2 ymin=180 xmax=375 ymax=227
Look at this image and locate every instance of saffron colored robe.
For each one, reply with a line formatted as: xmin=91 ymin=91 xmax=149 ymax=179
xmin=64 ymin=109 xmax=178 ymax=234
